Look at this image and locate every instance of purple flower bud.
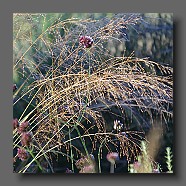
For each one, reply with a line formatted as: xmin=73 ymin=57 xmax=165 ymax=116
xmin=79 ymin=35 xmax=93 ymax=48
xmin=106 ymin=152 xmax=119 ymax=164
xmin=66 ymin=168 xmax=73 ymax=173
xmin=21 ymin=132 xmax=32 ymax=146
xmin=133 ymin=161 xmax=141 ymax=170
xmin=13 ymin=118 xmax=19 ymax=130
xmin=17 ymin=148 xmax=28 ymax=161
xmin=153 ymin=169 xmax=160 ymax=173
xmin=18 ymin=121 xmax=29 ymax=134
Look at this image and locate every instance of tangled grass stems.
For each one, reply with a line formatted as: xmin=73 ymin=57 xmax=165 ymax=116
xmin=13 ymin=13 xmax=173 ymax=173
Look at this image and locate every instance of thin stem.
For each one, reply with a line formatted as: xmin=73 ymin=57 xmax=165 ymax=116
xmin=69 ymin=127 xmax=74 ymax=172
xmin=26 ymin=147 xmax=43 ymax=172
xmin=110 ymin=163 xmax=115 ymax=173
xmin=98 ymin=138 xmax=107 ymax=173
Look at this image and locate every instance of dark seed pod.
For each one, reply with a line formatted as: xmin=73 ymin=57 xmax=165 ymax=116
xmin=13 ymin=84 xmax=17 ymax=92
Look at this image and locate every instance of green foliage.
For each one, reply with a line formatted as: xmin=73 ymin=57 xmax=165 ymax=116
xmin=165 ymin=147 xmax=173 ymax=173
xmin=128 ymin=141 xmax=173 ymax=173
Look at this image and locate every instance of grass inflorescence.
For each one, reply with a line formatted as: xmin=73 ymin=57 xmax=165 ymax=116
xmin=13 ymin=13 xmax=173 ymax=173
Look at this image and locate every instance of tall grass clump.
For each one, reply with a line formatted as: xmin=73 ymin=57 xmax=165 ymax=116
xmin=13 ymin=13 xmax=173 ymax=173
